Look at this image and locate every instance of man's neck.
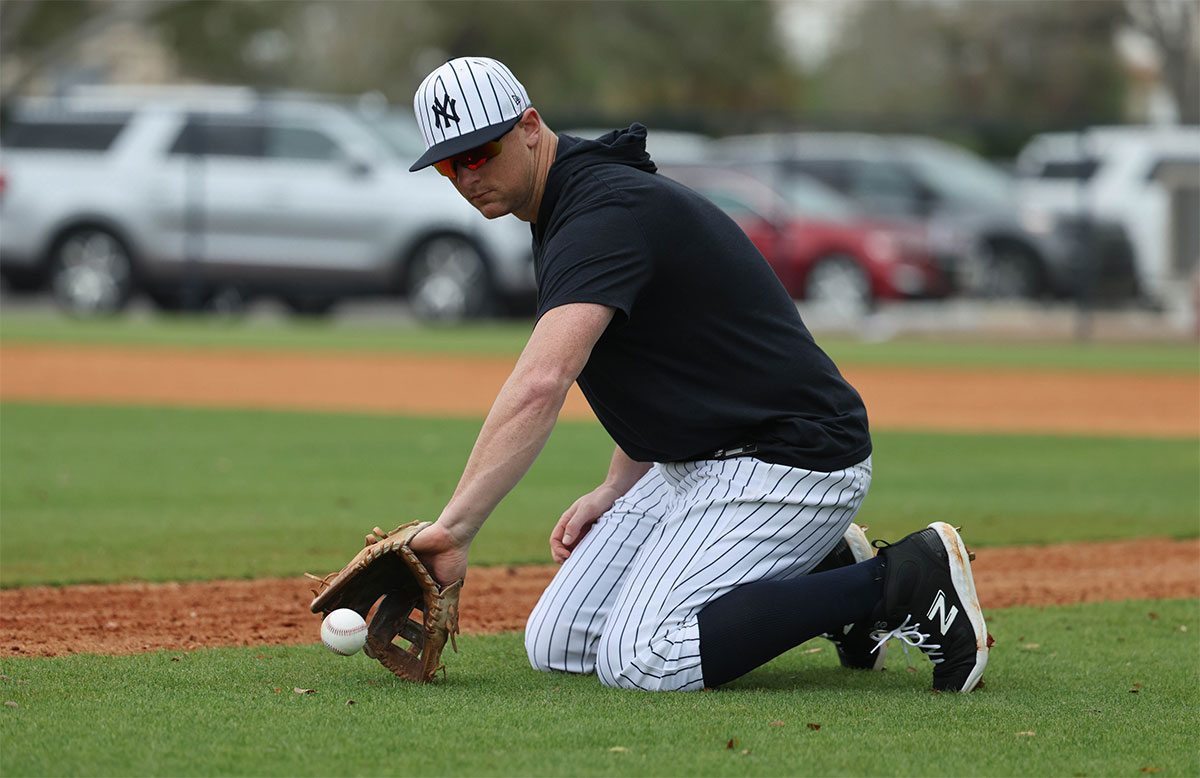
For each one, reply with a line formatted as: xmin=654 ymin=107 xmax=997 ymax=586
xmin=513 ymin=132 xmax=559 ymax=223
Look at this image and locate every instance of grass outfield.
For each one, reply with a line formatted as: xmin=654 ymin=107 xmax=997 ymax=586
xmin=1 ymin=403 xmax=1196 ymax=587
xmin=2 ymin=310 xmax=1198 ymax=372
xmin=1 ymin=599 xmax=1196 ymax=777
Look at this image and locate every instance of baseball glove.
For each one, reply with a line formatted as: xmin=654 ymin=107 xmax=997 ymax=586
xmin=307 ymin=521 xmax=462 ymax=682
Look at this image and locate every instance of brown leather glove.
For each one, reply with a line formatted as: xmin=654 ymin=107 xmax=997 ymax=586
xmin=308 ymin=522 xmax=462 ymax=682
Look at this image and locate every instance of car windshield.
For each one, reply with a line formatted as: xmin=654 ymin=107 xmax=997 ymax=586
xmin=774 ymin=175 xmax=856 ymax=221
xmin=902 ymin=141 xmax=1015 ymax=207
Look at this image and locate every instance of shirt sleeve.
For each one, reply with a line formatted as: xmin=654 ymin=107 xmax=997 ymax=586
xmin=536 ymin=201 xmax=652 ymax=323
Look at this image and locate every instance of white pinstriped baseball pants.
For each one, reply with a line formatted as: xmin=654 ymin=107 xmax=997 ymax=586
xmin=524 ymin=455 xmax=872 ymax=691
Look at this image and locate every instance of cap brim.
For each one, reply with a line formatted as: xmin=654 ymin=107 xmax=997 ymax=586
xmin=409 ymin=114 xmax=523 ymax=172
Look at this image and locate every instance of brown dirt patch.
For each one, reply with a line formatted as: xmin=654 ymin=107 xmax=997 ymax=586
xmin=2 ymin=538 xmax=1196 ymax=658
xmin=1 ymin=344 xmax=1197 ymax=438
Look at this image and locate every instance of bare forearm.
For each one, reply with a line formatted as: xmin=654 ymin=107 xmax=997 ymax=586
xmin=436 ymin=374 xmax=564 ymax=542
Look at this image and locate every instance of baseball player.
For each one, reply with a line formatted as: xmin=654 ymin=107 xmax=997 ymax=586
xmin=405 ymin=57 xmax=989 ymax=692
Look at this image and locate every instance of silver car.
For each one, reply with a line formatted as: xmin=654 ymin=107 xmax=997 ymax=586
xmin=0 ymin=86 xmax=535 ymax=318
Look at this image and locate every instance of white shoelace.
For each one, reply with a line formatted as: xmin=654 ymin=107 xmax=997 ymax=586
xmin=870 ymin=614 xmax=945 ymax=665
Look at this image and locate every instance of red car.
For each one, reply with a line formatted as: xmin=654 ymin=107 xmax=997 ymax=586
xmin=660 ymin=164 xmax=949 ymax=311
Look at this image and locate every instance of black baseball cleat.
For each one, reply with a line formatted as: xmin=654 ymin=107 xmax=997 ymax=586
xmin=872 ymin=522 xmax=989 ymax=692
xmin=812 ymin=523 xmax=887 ymax=671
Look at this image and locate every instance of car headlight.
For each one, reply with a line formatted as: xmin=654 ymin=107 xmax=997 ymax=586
xmin=864 ymin=230 xmax=899 ymax=262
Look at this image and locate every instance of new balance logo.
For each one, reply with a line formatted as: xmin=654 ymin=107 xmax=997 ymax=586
xmin=927 ymin=590 xmax=959 ymax=634
xmin=431 ymin=93 xmax=460 ymax=129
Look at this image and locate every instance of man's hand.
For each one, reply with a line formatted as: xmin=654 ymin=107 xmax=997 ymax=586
xmin=549 ymin=484 xmax=623 ymax=563
xmin=409 ymin=522 xmax=472 ymax=586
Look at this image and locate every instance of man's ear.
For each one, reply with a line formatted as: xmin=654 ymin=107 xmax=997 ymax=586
xmin=519 ymin=108 xmax=541 ymax=149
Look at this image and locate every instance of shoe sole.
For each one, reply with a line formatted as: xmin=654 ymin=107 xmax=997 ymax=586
xmin=928 ymin=521 xmax=988 ymax=692
xmin=842 ymin=523 xmax=887 ymax=671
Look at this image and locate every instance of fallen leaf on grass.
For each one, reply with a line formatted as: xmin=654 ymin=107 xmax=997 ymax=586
xmin=806 ymin=723 xmax=821 ymax=731
xmin=608 ymin=747 xmax=628 ymax=753
xmin=769 ymin=720 xmax=786 ymax=727
xmin=725 ymin=738 xmax=740 ymax=749
xmin=802 ymin=647 xmax=823 ymax=654
xmin=1015 ymin=731 xmax=1035 ymax=736
xmin=0 ymin=675 xmax=9 ymax=681
xmin=345 ymin=700 xmax=356 ymax=706
xmin=1141 ymin=768 xmax=1160 ymax=773
xmin=4 ymin=701 xmax=17 ymax=708
xmin=1147 ymin=612 xmax=1158 ymax=620
xmin=293 ymin=687 xmax=316 ymax=695
xmin=1019 ymin=643 xmax=1040 ymax=650
xmin=740 ymin=750 xmax=751 ymax=755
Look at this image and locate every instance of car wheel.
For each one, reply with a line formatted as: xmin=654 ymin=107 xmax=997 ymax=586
xmin=805 ymin=254 xmax=873 ymax=316
xmin=406 ymin=235 xmax=493 ymax=321
xmin=50 ymin=228 xmax=135 ymax=315
xmin=982 ymin=245 xmax=1042 ymax=300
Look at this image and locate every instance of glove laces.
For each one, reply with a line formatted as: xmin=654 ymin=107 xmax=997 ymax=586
xmin=870 ymin=615 xmax=944 ymax=665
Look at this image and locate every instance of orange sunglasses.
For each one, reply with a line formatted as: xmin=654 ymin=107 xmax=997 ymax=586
xmin=433 ymin=140 xmax=503 ymax=179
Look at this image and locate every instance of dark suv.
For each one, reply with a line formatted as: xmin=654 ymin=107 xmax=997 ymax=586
xmin=715 ymin=132 xmax=1138 ymax=302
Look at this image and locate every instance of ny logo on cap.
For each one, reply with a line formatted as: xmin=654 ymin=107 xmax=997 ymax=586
xmin=431 ymin=93 xmax=460 ymax=129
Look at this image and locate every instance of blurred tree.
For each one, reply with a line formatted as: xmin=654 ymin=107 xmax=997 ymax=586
xmin=809 ymin=0 xmax=1129 ymax=154
xmin=418 ymin=0 xmax=804 ymax=125
xmin=0 ymin=0 xmax=179 ymax=95
xmin=1125 ymin=0 xmax=1199 ymax=124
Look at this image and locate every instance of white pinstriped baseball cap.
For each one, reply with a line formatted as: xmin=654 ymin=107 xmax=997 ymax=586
xmin=409 ymin=56 xmax=532 ymax=172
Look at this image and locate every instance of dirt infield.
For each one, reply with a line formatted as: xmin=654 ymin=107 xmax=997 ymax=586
xmin=1 ymin=342 xmax=1196 ymax=658
xmin=2 ymin=537 xmax=1197 ymax=657
xmin=2 ymin=343 xmax=1197 ymax=438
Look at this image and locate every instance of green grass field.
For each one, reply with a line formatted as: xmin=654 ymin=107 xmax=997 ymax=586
xmin=0 ymin=403 xmax=1196 ymax=586
xmin=2 ymin=309 xmax=1198 ymax=372
xmin=1 ymin=312 xmax=1197 ymax=776
xmin=2 ymin=600 xmax=1196 ymax=777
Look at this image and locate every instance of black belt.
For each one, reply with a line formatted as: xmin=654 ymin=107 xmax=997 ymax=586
xmin=709 ymin=444 xmax=758 ymax=460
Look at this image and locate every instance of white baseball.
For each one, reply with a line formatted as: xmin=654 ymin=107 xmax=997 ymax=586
xmin=320 ymin=608 xmax=367 ymax=656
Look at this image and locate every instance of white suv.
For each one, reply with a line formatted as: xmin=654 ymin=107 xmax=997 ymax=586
xmin=1015 ymin=125 xmax=1200 ymax=305
xmin=0 ymin=87 xmax=535 ymax=318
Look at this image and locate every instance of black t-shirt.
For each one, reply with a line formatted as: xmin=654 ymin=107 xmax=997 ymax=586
xmin=531 ymin=125 xmax=871 ymax=472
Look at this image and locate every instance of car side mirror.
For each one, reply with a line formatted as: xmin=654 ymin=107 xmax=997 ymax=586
xmin=343 ymin=151 xmax=374 ymax=178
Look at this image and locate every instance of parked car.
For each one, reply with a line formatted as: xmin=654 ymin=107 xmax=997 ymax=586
xmin=713 ymin=132 xmax=1139 ymax=303
xmin=562 ymin=127 xmax=713 ymax=165
xmin=0 ymin=86 xmax=536 ymax=318
xmin=659 ymin=163 xmax=948 ymax=313
xmin=1015 ymin=125 xmax=1200 ymax=304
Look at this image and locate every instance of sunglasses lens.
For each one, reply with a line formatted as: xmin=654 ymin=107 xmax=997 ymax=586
xmin=432 ymin=140 xmax=503 ymax=179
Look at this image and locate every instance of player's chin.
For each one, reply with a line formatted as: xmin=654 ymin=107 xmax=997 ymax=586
xmin=472 ymin=201 xmax=510 ymax=220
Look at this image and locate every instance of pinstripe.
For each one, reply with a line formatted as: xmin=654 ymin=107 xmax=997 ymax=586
xmin=449 ymin=61 xmax=476 ymax=133
xmin=600 ymin=462 xmax=720 ymax=675
xmin=524 ymin=470 xmax=669 ymax=672
xmin=488 ymin=62 xmax=526 ymax=111
xmin=527 ymin=517 xmax=624 ymax=671
xmin=566 ymin=483 xmax=668 ymax=670
xmin=416 ymin=78 xmax=433 ymax=148
xmin=484 ymin=74 xmax=505 ymax=119
xmin=464 ymin=60 xmax=492 ymax=124
xmin=664 ymin=469 xmax=834 ymax=599
xmin=527 ymin=457 xmax=871 ymax=691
